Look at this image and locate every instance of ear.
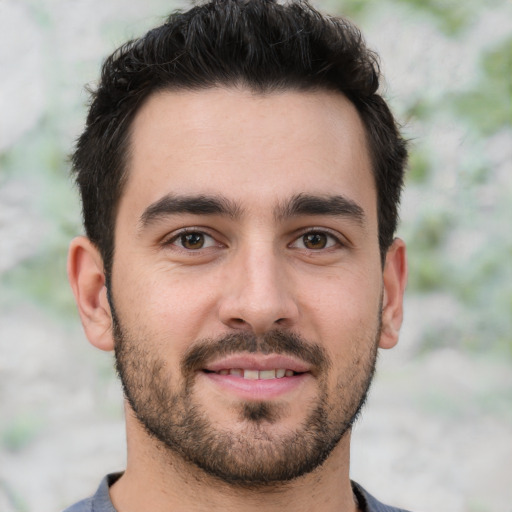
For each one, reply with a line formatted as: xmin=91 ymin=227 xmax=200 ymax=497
xmin=67 ymin=236 xmax=114 ymax=351
xmin=379 ymin=238 xmax=408 ymax=350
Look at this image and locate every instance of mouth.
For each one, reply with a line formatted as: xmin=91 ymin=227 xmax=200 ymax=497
xmin=203 ymin=368 xmax=301 ymax=379
xmin=199 ymin=354 xmax=312 ymax=400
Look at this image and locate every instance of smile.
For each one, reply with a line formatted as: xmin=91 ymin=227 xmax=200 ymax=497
xmin=205 ymin=368 xmax=299 ymax=379
xmin=200 ymin=355 xmax=311 ymax=400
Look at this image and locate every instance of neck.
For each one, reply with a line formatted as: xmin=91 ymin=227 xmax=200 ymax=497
xmin=110 ymin=406 xmax=359 ymax=512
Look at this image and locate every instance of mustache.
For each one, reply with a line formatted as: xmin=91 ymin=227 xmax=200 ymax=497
xmin=182 ymin=330 xmax=330 ymax=374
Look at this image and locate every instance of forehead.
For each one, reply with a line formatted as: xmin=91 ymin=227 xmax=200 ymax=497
xmin=121 ymin=87 xmax=376 ymax=223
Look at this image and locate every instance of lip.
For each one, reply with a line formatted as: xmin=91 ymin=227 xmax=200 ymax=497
xmin=200 ymin=371 xmax=310 ymax=400
xmin=203 ymin=354 xmax=311 ymax=374
xmin=200 ymin=353 xmax=312 ymax=400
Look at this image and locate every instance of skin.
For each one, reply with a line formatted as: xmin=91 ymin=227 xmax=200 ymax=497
xmin=68 ymin=87 xmax=407 ymax=512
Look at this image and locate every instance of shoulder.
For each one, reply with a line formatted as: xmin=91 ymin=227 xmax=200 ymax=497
xmin=352 ymin=481 xmax=414 ymax=512
xmin=61 ymin=473 xmax=121 ymax=512
xmin=61 ymin=496 xmax=93 ymax=512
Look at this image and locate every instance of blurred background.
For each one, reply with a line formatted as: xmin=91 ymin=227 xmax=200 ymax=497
xmin=0 ymin=0 xmax=511 ymax=510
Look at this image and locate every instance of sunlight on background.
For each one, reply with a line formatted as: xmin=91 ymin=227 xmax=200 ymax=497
xmin=0 ymin=1 xmax=511 ymax=511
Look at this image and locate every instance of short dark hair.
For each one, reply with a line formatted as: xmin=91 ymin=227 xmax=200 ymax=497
xmin=72 ymin=0 xmax=407 ymax=276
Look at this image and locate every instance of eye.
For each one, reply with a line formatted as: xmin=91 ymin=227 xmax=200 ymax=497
xmin=290 ymin=231 xmax=339 ymax=250
xmin=169 ymin=231 xmax=218 ymax=250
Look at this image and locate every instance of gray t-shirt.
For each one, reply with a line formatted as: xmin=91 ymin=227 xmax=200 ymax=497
xmin=62 ymin=473 xmax=413 ymax=512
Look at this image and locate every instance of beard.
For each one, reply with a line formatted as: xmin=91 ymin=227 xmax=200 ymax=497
xmin=112 ymin=306 xmax=380 ymax=488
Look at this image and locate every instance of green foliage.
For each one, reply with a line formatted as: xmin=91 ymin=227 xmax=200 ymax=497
xmin=414 ymin=212 xmax=452 ymax=250
xmin=390 ymin=0 xmax=483 ymax=36
xmin=451 ymin=37 xmax=512 ymax=135
xmin=1 ymin=241 xmax=77 ymax=318
xmin=405 ymin=210 xmax=453 ymax=292
xmin=407 ymin=149 xmax=431 ymax=183
xmin=408 ymin=254 xmax=446 ymax=292
xmin=323 ymin=0 xmax=371 ymax=19
xmin=1 ymin=414 xmax=43 ymax=453
xmin=391 ymin=1 xmax=512 ymax=358
xmin=404 ymin=98 xmax=435 ymax=124
xmin=0 ymin=480 xmax=28 ymax=512
xmin=468 ymin=501 xmax=492 ymax=512
xmin=1 ymin=113 xmax=81 ymax=315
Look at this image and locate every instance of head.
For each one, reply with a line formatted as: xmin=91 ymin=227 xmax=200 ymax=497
xmin=68 ymin=0 xmax=408 ymax=488
xmin=72 ymin=0 xmax=407 ymax=279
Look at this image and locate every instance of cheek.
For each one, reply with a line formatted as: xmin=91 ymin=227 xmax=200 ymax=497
xmin=299 ymin=269 xmax=382 ymax=354
xmin=116 ymin=264 xmax=222 ymax=348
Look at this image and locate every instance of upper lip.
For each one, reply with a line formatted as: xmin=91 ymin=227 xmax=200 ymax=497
xmin=203 ymin=354 xmax=311 ymax=373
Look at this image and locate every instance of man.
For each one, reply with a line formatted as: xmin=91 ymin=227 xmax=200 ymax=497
xmin=65 ymin=0 xmax=409 ymax=511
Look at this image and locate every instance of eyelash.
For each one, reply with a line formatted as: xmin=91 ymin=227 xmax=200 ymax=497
xmin=289 ymin=228 xmax=343 ymax=251
xmin=162 ymin=227 xmax=344 ymax=252
xmin=163 ymin=228 xmax=220 ymax=251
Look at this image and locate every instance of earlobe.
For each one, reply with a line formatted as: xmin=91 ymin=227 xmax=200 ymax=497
xmin=379 ymin=238 xmax=408 ymax=350
xmin=67 ymin=236 xmax=115 ymax=352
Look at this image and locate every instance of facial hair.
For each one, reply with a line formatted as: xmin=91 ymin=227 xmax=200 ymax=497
xmin=112 ymin=307 xmax=380 ymax=488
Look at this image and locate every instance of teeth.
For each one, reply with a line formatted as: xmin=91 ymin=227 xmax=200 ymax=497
xmin=259 ymin=369 xmax=276 ymax=380
xmin=243 ymin=369 xmax=259 ymax=380
xmin=216 ymin=368 xmax=295 ymax=379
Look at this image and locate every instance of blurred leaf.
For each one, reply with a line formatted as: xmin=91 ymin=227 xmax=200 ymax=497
xmin=1 ymin=414 xmax=43 ymax=453
xmin=391 ymin=0 xmax=482 ymax=36
xmin=324 ymin=0 xmax=372 ymax=19
xmin=406 ymin=210 xmax=454 ymax=292
xmin=407 ymin=149 xmax=431 ymax=183
xmin=1 ymin=243 xmax=77 ymax=318
xmin=408 ymin=253 xmax=448 ymax=292
xmin=412 ymin=211 xmax=452 ymax=250
xmin=450 ymin=37 xmax=512 ymax=135
xmin=404 ymin=98 xmax=434 ymax=123
xmin=0 ymin=479 xmax=28 ymax=512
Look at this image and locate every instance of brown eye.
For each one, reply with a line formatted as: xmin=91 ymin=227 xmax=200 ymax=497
xmin=166 ymin=230 xmax=220 ymax=252
xmin=302 ymin=232 xmax=328 ymax=249
xmin=290 ymin=230 xmax=339 ymax=251
xmin=180 ymin=232 xmax=205 ymax=249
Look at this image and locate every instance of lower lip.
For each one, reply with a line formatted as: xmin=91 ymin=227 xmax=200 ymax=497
xmin=200 ymin=372 xmax=310 ymax=400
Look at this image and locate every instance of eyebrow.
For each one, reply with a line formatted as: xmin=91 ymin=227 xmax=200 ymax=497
xmin=138 ymin=192 xmax=366 ymax=230
xmin=275 ymin=193 xmax=366 ymax=225
xmin=139 ymin=194 xmax=242 ymax=228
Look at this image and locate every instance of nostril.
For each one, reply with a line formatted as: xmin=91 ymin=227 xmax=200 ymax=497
xmin=223 ymin=317 xmax=255 ymax=332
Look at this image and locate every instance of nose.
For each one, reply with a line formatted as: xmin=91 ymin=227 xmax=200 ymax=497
xmin=218 ymin=245 xmax=299 ymax=334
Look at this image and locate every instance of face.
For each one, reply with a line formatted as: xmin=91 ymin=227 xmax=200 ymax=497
xmin=110 ymin=87 xmax=386 ymax=485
